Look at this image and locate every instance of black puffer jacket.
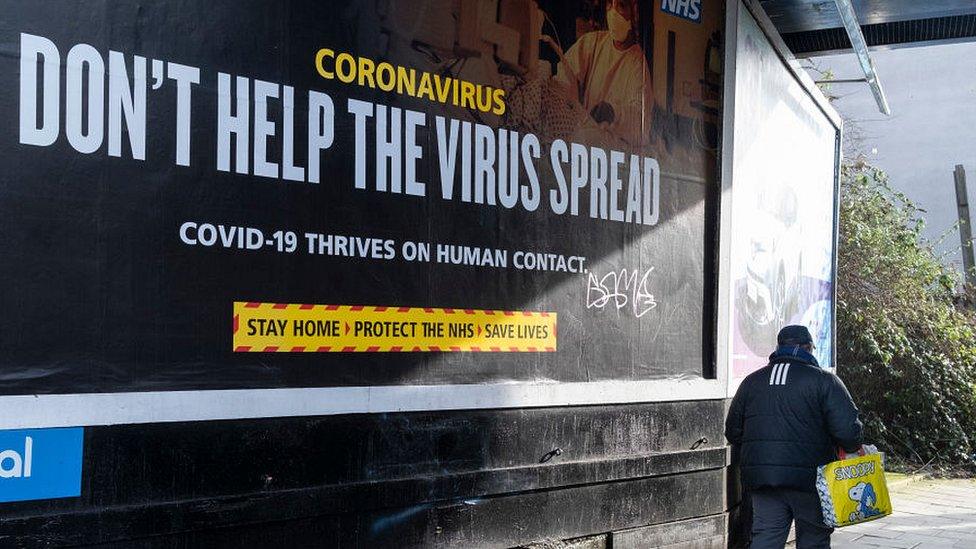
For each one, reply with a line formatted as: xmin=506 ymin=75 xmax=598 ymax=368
xmin=725 ymin=346 xmax=863 ymax=492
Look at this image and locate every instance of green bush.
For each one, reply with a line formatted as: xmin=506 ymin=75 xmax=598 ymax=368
xmin=838 ymin=159 xmax=976 ymax=465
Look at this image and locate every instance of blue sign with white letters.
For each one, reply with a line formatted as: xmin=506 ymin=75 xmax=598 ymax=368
xmin=661 ymin=0 xmax=702 ymax=23
xmin=0 ymin=427 xmax=84 ymax=503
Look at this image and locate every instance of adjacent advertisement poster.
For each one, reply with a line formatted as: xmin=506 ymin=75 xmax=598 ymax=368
xmin=730 ymin=8 xmax=839 ymax=378
xmin=1 ymin=1 xmax=723 ymax=400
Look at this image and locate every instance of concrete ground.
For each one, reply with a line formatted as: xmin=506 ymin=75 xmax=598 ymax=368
xmin=830 ymin=478 xmax=976 ymax=548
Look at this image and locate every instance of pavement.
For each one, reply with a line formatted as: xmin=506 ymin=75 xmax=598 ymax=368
xmin=830 ymin=478 xmax=976 ymax=548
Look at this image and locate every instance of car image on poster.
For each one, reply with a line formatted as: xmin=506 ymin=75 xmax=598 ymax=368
xmin=730 ymin=7 xmax=839 ymax=379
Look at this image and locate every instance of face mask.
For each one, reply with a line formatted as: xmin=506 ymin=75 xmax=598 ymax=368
xmin=607 ymin=7 xmax=632 ymax=42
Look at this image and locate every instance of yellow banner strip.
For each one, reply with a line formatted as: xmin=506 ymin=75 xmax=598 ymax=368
xmin=232 ymin=302 xmax=557 ymax=352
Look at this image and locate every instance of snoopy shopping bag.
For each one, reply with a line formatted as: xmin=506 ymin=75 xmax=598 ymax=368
xmin=816 ymin=453 xmax=892 ymax=527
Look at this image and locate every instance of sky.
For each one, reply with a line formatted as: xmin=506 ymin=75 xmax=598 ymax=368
xmin=810 ymin=41 xmax=976 ymax=275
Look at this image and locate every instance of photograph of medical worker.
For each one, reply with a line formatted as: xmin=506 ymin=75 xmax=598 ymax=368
xmin=509 ymin=0 xmax=725 ymax=178
xmin=352 ymin=0 xmax=724 ymax=180
xmin=551 ymin=0 xmax=655 ymax=150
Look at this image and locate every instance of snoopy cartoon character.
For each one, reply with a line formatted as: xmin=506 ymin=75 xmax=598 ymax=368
xmin=847 ymin=482 xmax=883 ymax=522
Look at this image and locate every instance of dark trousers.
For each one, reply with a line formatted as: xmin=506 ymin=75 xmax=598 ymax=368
xmin=750 ymin=488 xmax=833 ymax=549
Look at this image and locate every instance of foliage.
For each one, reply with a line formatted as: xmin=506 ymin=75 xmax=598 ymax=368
xmin=837 ymin=159 xmax=976 ymax=465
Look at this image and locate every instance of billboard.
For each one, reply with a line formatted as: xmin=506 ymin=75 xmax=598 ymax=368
xmin=1 ymin=0 xmax=725 ymax=423
xmin=729 ymin=7 xmax=840 ymax=378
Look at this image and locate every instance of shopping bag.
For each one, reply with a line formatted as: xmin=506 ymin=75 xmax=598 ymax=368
xmin=816 ymin=452 xmax=892 ymax=527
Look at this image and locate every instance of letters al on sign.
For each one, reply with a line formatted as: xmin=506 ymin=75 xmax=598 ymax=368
xmin=661 ymin=0 xmax=702 ymax=23
xmin=0 ymin=427 xmax=83 ymax=503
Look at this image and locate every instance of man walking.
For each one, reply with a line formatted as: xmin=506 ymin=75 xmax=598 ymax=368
xmin=726 ymin=325 xmax=864 ymax=548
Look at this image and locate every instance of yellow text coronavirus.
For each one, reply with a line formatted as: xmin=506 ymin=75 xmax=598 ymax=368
xmin=315 ymin=48 xmax=506 ymax=116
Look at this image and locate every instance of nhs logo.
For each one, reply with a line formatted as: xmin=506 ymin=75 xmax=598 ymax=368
xmin=0 ymin=427 xmax=83 ymax=503
xmin=661 ymin=0 xmax=702 ymax=23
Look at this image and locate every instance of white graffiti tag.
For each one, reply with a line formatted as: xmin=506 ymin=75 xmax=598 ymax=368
xmin=586 ymin=268 xmax=658 ymax=318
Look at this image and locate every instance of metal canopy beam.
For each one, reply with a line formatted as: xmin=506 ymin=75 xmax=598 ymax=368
xmin=760 ymin=0 xmax=976 ymax=35
xmin=832 ymin=0 xmax=891 ymax=115
xmin=760 ymin=1 xmax=976 ymax=55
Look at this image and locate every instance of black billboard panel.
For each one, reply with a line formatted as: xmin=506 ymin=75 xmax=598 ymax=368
xmin=0 ymin=0 xmax=724 ymax=396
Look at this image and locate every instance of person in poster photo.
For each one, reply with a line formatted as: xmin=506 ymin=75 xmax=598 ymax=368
xmin=552 ymin=0 xmax=654 ymax=150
